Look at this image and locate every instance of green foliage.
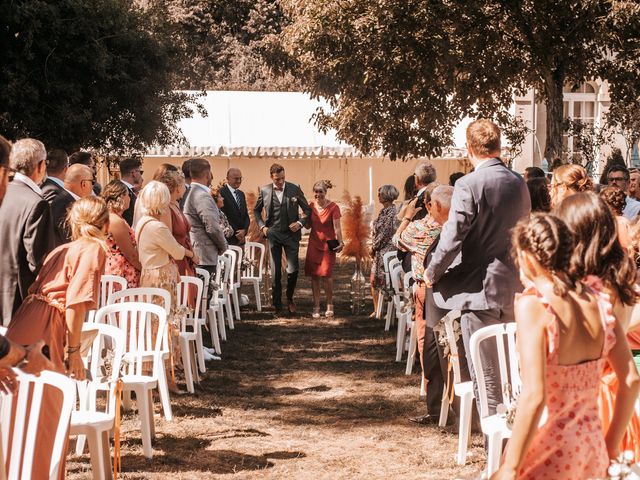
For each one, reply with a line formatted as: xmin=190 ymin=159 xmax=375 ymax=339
xmin=600 ymin=147 xmax=627 ymax=184
xmin=274 ymin=0 xmax=639 ymax=160
xmin=0 ymin=0 xmax=195 ymax=153
xmin=562 ymin=119 xmax=614 ymax=176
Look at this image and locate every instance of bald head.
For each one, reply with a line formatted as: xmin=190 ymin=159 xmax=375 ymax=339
xmin=64 ymin=164 xmax=94 ymax=198
xmin=226 ymin=167 xmax=243 ymax=189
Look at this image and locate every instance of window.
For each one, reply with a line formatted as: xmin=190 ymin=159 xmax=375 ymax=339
xmin=562 ymin=82 xmax=598 ymax=154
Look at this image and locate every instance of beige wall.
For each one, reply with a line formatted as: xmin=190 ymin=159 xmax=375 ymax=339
xmin=114 ymin=156 xmax=470 ymax=212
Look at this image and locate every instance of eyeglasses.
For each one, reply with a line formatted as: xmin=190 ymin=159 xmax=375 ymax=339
xmin=607 ymin=176 xmax=627 ymax=182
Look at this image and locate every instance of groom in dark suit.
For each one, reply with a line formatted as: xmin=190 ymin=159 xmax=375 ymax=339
xmin=254 ymin=163 xmax=311 ymax=315
xmin=425 ymin=119 xmax=531 ymax=419
xmin=220 ymin=167 xmax=250 ymax=246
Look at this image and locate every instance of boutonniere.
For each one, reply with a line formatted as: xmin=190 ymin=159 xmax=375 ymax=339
xmin=291 ymin=197 xmax=298 ymax=204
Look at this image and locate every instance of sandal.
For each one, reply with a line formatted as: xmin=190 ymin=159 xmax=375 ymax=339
xmin=312 ymin=307 xmax=321 ymax=319
xmin=325 ymin=304 xmax=334 ymax=317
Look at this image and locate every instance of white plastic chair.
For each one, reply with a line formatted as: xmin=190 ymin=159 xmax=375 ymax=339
xmin=386 ymin=260 xmax=403 ymax=332
xmin=223 ymin=249 xmax=242 ymax=322
xmin=404 ymin=278 xmax=419 ymax=373
xmin=228 ymin=245 xmax=244 ymax=318
xmin=0 ymin=326 xmax=6 ymax=336
xmin=176 ymin=276 xmax=205 ymax=393
xmin=216 ymin=254 xmax=235 ymax=332
xmin=0 ymin=369 xmax=75 ymax=479
xmin=195 ymin=268 xmax=222 ymax=355
xmin=94 ymin=302 xmax=168 ymax=459
xmin=106 ymin=287 xmax=173 ymax=422
xmin=470 ymin=322 xmax=521 ymax=476
xmin=435 ymin=311 xmax=475 ymax=465
xmin=71 ymin=323 xmax=125 ymax=479
xmin=376 ymin=250 xmax=398 ymax=320
xmin=394 ymin=270 xmax=411 ymax=362
xmin=241 ymin=242 xmax=265 ymax=312
xmin=87 ymin=275 xmax=128 ymax=323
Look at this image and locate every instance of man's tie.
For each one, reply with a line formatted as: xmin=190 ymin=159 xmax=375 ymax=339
xmin=233 ymin=189 xmax=242 ymax=208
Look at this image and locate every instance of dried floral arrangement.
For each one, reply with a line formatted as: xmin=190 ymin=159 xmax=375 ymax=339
xmin=340 ymin=193 xmax=372 ymax=268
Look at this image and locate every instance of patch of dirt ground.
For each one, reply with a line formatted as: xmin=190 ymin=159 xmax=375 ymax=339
xmin=68 ymin=259 xmax=486 ymax=479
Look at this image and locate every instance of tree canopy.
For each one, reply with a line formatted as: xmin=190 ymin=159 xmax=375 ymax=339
xmin=0 ymin=0 xmax=195 ymax=153
xmin=273 ymin=0 xmax=640 ymax=161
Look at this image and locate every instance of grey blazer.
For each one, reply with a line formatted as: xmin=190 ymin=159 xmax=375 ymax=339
xmin=253 ymin=182 xmax=311 ymax=240
xmin=425 ymin=158 xmax=531 ymax=312
xmin=183 ymin=184 xmax=228 ymax=266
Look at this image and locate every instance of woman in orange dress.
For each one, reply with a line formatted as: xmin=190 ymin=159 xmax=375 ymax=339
xmin=5 ymin=196 xmax=109 ymax=479
xmin=102 ymin=180 xmax=141 ymax=287
xmin=304 ymin=180 xmax=343 ymax=318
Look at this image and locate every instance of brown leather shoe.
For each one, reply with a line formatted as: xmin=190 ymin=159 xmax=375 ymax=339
xmin=287 ymin=301 xmax=297 ymax=315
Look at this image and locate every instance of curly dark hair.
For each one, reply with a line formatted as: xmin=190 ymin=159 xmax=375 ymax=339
xmin=598 ymin=185 xmax=626 ymax=216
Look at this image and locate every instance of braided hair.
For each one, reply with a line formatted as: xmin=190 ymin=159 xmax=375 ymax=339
xmin=512 ymin=213 xmax=576 ymax=296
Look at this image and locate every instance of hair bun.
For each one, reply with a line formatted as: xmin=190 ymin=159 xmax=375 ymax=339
xmin=323 ymin=180 xmax=333 ymax=190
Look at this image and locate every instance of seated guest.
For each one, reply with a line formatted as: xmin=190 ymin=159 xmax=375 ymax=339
xmin=526 ymin=177 xmax=551 ymax=212
xmin=50 ymin=164 xmax=94 ymax=246
xmin=101 ymin=180 xmax=141 ymax=288
xmin=494 ymin=213 xmax=640 ymax=479
xmin=210 ymin=186 xmax=236 ymax=240
xmin=599 ymin=185 xmax=632 ymax=249
xmin=304 ymin=180 xmax=344 ymax=318
xmin=41 ymin=148 xmax=69 ymax=203
xmin=369 ymin=184 xmax=399 ymax=316
xmin=0 ymin=138 xmax=53 ymax=324
xmin=550 ymin=164 xmax=593 ymax=207
xmin=396 ymin=174 xmax=416 ymax=221
xmin=5 ymin=196 xmax=110 ymax=478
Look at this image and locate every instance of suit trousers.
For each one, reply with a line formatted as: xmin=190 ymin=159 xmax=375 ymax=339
xmin=460 ymin=306 xmax=514 ymax=418
xmin=268 ymin=231 xmax=300 ymax=308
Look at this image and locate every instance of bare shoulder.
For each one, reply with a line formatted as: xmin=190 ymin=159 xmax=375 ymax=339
xmin=514 ymin=293 xmax=550 ymax=331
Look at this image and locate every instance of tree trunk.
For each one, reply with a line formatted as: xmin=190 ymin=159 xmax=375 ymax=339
xmin=543 ymin=71 xmax=565 ymax=167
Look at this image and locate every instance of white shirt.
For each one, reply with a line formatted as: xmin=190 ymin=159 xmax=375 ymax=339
xmin=121 ymin=179 xmax=134 ymax=190
xmin=273 ymin=183 xmax=284 ymax=203
xmin=416 ymin=186 xmax=427 ymax=197
xmin=13 ymin=172 xmax=43 ymax=196
xmin=67 ymin=190 xmax=80 ymax=201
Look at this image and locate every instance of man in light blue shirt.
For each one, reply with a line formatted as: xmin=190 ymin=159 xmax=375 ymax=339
xmin=607 ymin=165 xmax=640 ymax=220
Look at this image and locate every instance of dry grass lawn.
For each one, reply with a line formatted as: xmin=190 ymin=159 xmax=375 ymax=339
xmin=68 ymin=259 xmax=486 ymax=479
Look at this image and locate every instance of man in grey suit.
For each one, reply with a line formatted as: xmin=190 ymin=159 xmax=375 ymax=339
xmin=183 ymin=158 xmax=228 ymax=280
xmin=254 ymin=163 xmax=311 ymax=315
xmin=0 ymin=139 xmax=54 ymax=325
xmin=425 ymin=119 xmax=531 ymax=418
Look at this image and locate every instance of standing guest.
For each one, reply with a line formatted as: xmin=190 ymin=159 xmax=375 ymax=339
xmin=69 ymin=150 xmax=101 ymax=195
xmin=449 ymin=171 xmax=465 ymax=186
xmin=526 ymin=177 xmax=551 ymax=212
xmin=210 ymin=186 xmax=235 ymax=240
xmin=549 ymin=163 xmax=593 ymax=207
xmin=41 ymin=149 xmax=69 ymax=203
xmin=523 ymin=166 xmax=546 ymax=181
xmin=493 ymin=213 xmax=640 ymax=480
xmin=397 ymin=174 xmax=417 ymax=220
xmin=5 ymin=196 xmax=110 ymax=478
xmin=254 ymin=163 xmax=311 ymax=315
xmin=119 ymin=157 xmax=144 ymax=226
xmin=49 ymin=164 xmax=94 ymax=246
xmin=425 ymin=119 xmax=531 ymax=419
xmin=101 ymin=180 xmax=141 ymax=288
xmin=220 ymin=168 xmax=251 ymax=246
xmin=0 ymin=138 xmax=53 ymax=325
xmin=136 ymin=181 xmax=199 ymax=391
xmin=179 ymin=158 xmax=194 ymax=211
xmin=158 ymin=170 xmax=198 ymax=305
xmin=184 ymin=159 xmax=227 ymax=280
xmin=393 ymin=185 xmax=454 ymax=424
xmin=606 ymin=164 xmax=640 ymax=220
xmin=304 ymin=180 xmax=344 ymax=318
xmin=599 ymin=185 xmax=632 ymax=249
xmin=629 ymin=168 xmax=639 ymax=200
xmin=369 ymin=184 xmax=400 ymax=316
xmin=152 ymin=163 xmax=178 ymax=180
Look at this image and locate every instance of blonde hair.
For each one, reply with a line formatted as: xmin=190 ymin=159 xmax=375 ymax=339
xmin=157 ymin=170 xmax=185 ymax=194
xmin=138 ymin=180 xmax=170 ymax=217
xmin=466 ymin=120 xmax=501 ymax=157
xmin=67 ymin=196 xmax=109 ymax=250
xmin=101 ymin=180 xmax=129 ymax=213
xmin=10 ymin=138 xmax=46 ymax=175
xmin=553 ymin=164 xmax=593 ymax=193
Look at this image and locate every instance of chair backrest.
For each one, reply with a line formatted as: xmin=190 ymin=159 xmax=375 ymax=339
xmin=390 ymin=263 xmax=404 ymax=295
xmin=0 ymin=326 xmax=6 ymax=336
xmin=383 ymin=251 xmax=398 ymax=287
xmin=79 ymin=323 xmax=125 ymax=414
xmin=99 ymin=275 xmax=128 ymax=309
xmin=222 ymin=249 xmax=238 ymax=287
xmin=195 ymin=267 xmax=211 ymax=315
xmin=442 ymin=310 xmax=464 ymax=383
xmin=94 ymin=302 xmax=168 ymax=377
xmin=242 ymin=242 xmax=265 ymax=280
xmin=469 ymin=322 xmax=520 ymax=418
xmin=176 ymin=276 xmax=204 ymax=328
xmin=1 ymin=370 xmax=75 ymax=479
xmin=217 ymin=254 xmax=232 ymax=289
xmin=228 ymin=245 xmax=243 ymax=285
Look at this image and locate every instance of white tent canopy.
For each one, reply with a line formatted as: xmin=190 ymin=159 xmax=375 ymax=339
xmin=146 ymin=91 xmax=473 ymax=158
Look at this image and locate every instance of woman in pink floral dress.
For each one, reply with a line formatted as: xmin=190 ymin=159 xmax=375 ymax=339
xmin=492 ymin=213 xmax=640 ymax=480
xmin=102 ymin=180 xmax=141 ymax=287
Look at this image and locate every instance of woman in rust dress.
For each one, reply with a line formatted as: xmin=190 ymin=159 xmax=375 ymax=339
xmin=304 ymin=180 xmax=343 ymax=318
xmin=6 ymin=196 xmax=109 ymax=479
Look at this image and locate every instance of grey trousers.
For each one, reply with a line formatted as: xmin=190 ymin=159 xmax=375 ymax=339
xmin=460 ymin=306 xmax=514 ymax=418
xmin=267 ymin=230 xmax=300 ymax=308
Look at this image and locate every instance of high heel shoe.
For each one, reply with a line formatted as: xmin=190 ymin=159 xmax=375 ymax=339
xmin=325 ymin=304 xmax=334 ymax=317
xmin=312 ymin=307 xmax=321 ymax=319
